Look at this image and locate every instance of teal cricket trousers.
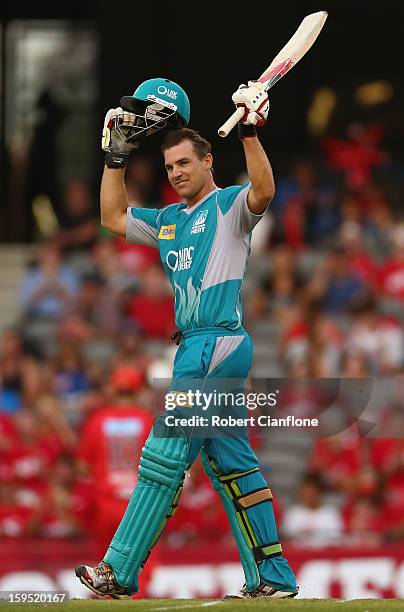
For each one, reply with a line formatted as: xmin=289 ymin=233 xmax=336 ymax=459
xmin=105 ymin=326 xmax=296 ymax=593
xmin=170 ymin=327 xmax=296 ymax=592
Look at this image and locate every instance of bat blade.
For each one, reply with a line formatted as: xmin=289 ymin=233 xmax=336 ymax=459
xmin=257 ymin=11 xmax=328 ymax=90
xmin=218 ymin=11 xmax=328 ymax=137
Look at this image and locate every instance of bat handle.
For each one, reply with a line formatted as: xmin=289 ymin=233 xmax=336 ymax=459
xmin=218 ymin=107 xmax=245 ymax=138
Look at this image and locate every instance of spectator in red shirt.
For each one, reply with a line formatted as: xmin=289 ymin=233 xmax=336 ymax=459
xmin=370 ymin=438 xmax=404 ymax=539
xmin=0 ymin=413 xmax=16 ymax=479
xmin=339 ymin=222 xmax=378 ymax=289
xmin=310 ymin=437 xmax=364 ymax=495
xmin=343 ymin=495 xmax=384 ymax=547
xmin=126 ymin=263 xmax=175 ymax=339
xmin=6 ymin=409 xmax=61 ymax=502
xmin=0 ymin=481 xmax=34 ymax=537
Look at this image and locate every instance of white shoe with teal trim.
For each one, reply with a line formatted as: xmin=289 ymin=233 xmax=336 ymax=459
xmin=224 ymin=583 xmax=299 ymax=599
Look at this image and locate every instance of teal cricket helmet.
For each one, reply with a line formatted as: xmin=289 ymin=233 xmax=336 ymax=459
xmin=120 ymin=78 xmax=190 ymax=139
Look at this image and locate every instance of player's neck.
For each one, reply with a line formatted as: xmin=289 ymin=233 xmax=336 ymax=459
xmin=185 ymin=179 xmax=217 ymax=208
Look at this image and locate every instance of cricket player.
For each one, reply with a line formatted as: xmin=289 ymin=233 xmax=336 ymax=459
xmin=75 ymin=78 xmax=298 ymax=599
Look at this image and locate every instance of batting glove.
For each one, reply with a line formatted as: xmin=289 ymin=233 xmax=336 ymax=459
xmin=102 ymin=107 xmax=139 ymax=169
xmin=232 ymin=81 xmax=270 ymax=127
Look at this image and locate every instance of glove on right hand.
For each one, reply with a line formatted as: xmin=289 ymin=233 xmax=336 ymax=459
xmin=231 ymin=82 xmax=270 ymax=127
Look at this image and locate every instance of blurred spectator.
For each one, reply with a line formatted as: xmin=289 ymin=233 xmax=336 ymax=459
xmin=340 ymin=349 xmax=372 ymax=378
xmin=271 ymin=160 xmax=317 ymax=249
xmin=56 ymin=180 xmax=98 ymax=255
xmin=370 ymin=438 xmax=404 ymax=540
xmin=338 ymin=222 xmax=378 ymax=289
xmin=340 ymin=192 xmax=362 ymax=224
xmin=28 ymin=480 xmax=85 ymax=538
xmin=35 ymin=394 xmax=77 ymax=452
xmin=310 ymin=437 xmax=363 ymax=495
xmin=379 ymin=223 xmax=404 ymax=301
xmin=272 ymin=160 xmax=317 ymax=219
xmin=20 ymin=243 xmax=79 ymax=320
xmin=125 ymin=156 xmax=157 ymax=204
xmin=0 ymin=481 xmax=34 ymax=537
xmin=271 ymin=160 xmax=339 ymax=249
xmin=0 ymin=329 xmax=41 ymax=411
xmin=114 ymin=237 xmax=161 ymax=277
xmin=347 ymin=294 xmax=403 ymax=374
xmin=282 ymin=473 xmax=344 ymax=547
xmin=363 ymin=192 xmax=394 ymax=261
xmin=343 ymin=496 xmax=384 ymax=547
xmin=113 ymin=327 xmax=151 ymax=374
xmin=92 ymin=238 xmax=140 ymax=292
xmin=126 ymin=263 xmax=175 ymax=339
xmin=305 ymin=247 xmax=366 ymax=314
xmin=50 ymin=344 xmax=90 ymax=426
xmin=323 ymin=123 xmax=386 ymax=191
xmin=279 ymin=301 xmax=343 ymax=377
xmin=5 ymin=409 xmax=62 ymax=508
xmin=307 ymin=308 xmax=344 ymax=377
xmin=69 ymin=272 xmax=120 ymax=336
xmin=248 ymin=245 xmax=303 ymax=323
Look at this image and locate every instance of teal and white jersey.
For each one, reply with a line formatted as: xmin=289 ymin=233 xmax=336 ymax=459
xmin=126 ymin=185 xmax=267 ymax=332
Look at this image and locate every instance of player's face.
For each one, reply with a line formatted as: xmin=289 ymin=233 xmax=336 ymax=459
xmin=164 ymin=140 xmax=212 ymax=201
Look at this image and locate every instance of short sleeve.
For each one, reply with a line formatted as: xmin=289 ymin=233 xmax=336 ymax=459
xmin=126 ymin=207 xmax=160 ymax=248
xmin=217 ymin=184 xmax=269 ymax=236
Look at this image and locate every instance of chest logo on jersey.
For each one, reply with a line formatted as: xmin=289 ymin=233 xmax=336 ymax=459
xmin=159 ymin=224 xmax=176 ymax=240
xmin=166 ymin=247 xmax=194 ymax=272
xmin=191 ymin=209 xmax=208 ymax=234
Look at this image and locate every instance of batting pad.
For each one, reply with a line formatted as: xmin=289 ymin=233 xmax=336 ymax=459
xmin=201 ymin=450 xmax=261 ymax=592
xmin=104 ymin=418 xmax=188 ymax=590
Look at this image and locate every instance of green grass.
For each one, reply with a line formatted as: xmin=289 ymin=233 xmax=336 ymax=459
xmin=0 ymin=599 xmax=403 ymax=612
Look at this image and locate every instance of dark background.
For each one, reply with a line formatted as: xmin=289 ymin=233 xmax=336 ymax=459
xmin=2 ymin=0 xmax=404 ymax=237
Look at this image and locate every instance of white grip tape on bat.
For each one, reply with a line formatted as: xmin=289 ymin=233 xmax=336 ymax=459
xmin=218 ymin=107 xmax=245 ymax=138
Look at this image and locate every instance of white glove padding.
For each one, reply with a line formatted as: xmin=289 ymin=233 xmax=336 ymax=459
xmin=102 ymin=107 xmax=139 ymax=154
xmin=231 ymin=81 xmax=270 ymax=127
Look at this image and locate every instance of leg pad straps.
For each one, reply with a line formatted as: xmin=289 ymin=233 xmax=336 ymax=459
xmin=201 ymin=452 xmax=261 ymax=592
xmin=234 ymin=487 xmax=273 ymax=511
xmin=201 ymin=452 xmax=283 ymax=591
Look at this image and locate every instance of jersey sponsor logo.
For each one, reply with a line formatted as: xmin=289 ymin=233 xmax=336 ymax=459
xmin=159 ymin=224 xmax=176 ymax=239
xmin=191 ymin=209 xmax=208 ymax=234
xmin=166 ymin=247 xmax=194 ymax=272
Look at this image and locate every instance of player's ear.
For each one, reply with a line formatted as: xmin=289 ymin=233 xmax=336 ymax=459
xmin=204 ymin=153 xmax=213 ymax=171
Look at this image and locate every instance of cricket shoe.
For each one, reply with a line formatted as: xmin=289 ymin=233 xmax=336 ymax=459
xmin=225 ymin=582 xmax=299 ymax=599
xmin=75 ymin=561 xmax=132 ymax=599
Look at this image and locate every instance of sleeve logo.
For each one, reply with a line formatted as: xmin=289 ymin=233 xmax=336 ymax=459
xmin=159 ymin=224 xmax=176 ymax=239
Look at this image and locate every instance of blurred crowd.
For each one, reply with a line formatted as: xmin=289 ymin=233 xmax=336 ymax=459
xmin=1 ymin=124 xmax=404 ymax=552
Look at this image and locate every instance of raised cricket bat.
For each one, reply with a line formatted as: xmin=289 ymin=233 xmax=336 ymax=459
xmin=218 ymin=11 xmax=328 ymax=137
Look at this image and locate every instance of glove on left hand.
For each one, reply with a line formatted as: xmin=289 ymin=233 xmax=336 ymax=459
xmin=102 ymin=107 xmax=139 ymax=168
